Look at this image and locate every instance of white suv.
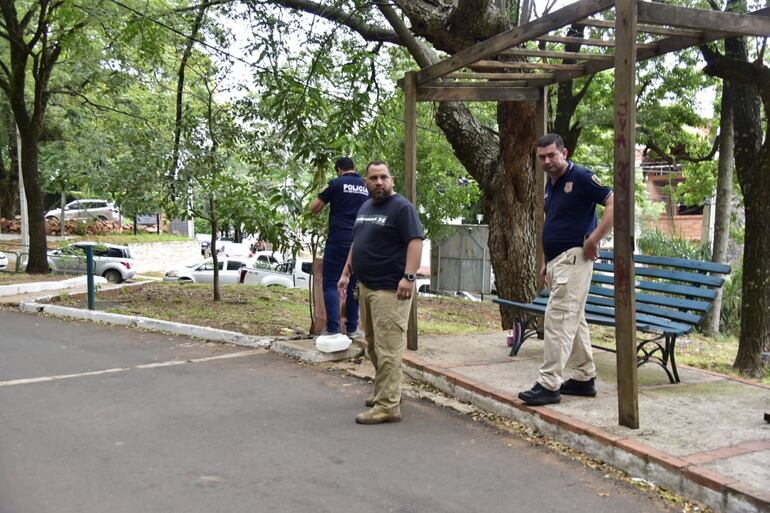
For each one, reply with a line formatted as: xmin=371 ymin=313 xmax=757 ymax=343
xmin=45 ymin=199 xmax=120 ymax=222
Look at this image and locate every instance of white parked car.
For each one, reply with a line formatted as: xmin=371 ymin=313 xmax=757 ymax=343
xmin=239 ymin=260 xmax=311 ymax=289
xmin=0 ymin=251 xmax=7 ymax=271
xmin=163 ymin=257 xmax=253 ymax=284
xmin=45 ymin=199 xmax=120 ymax=222
xmin=47 ymin=243 xmax=135 ymax=283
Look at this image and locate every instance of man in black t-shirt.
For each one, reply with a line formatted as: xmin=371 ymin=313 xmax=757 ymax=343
xmin=310 ymin=157 xmax=369 ymax=339
xmin=338 ymin=161 xmax=424 ymax=425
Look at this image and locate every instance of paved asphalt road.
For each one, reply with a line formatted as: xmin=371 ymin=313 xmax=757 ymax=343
xmin=0 ymin=310 xmax=678 ymax=513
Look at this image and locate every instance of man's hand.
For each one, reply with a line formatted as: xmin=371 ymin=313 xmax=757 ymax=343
xmin=337 ymin=274 xmax=350 ymax=300
xmin=397 ymin=278 xmax=414 ymax=300
xmin=583 ymin=236 xmax=600 ymax=261
xmin=540 ymin=262 xmax=549 ymax=287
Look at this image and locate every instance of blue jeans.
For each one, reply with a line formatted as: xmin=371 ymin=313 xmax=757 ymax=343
xmin=322 ymin=243 xmax=359 ymax=334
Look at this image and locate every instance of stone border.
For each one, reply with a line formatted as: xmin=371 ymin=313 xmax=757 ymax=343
xmin=401 ymin=353 xmax=770 ymax=513
xmin=19 ymin=300 xmax=273 ymax=349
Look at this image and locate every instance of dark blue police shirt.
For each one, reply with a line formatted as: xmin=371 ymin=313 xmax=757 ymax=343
xmin=351 ymin=193 xmax=425 ymax=290
xmin=318 ymin=172 xmax=369 ymax=245
xmin=542 ymin=162 xmax=612 ymax=262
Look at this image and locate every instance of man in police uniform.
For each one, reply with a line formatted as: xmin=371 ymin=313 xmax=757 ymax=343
xmin=310 ymin=157 xmax=369 ymax=339
xmin=518 ymin=133 xmax=614 ymax=406
xmin=338 ymin=161 xmax=424 ymax=424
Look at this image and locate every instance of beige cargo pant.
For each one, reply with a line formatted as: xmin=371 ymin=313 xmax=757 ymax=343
xmin=359 ymin=282 xmax=413 ymax=411
xmin=538 ymin=246 xmax=596 ymax=391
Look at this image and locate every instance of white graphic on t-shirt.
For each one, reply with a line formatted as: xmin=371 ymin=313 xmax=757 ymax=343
xmin=355 ymin=214 xmax=388 ymax=226
xmin=343 ymin=184 xmax=369 ymax=195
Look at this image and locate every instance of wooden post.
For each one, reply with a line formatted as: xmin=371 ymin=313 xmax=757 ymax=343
xmin=613 ymin=0 xmax=640 ymax=429
xmin=535 ymin=87 xmax=547 ymax=290
xmin=404 ymin=71 xmax=419 ymax=351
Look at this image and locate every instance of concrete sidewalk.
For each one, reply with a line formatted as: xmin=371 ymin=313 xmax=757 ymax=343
xmin=401 ymin=333 xmax=770 ymax=513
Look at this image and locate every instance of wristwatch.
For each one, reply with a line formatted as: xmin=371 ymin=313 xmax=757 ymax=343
xmin=403 ymin=272 xmax=416 ymax=282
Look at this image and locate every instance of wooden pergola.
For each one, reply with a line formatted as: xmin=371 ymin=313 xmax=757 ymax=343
xmin=399 ymin=0 xmax=770 ymax=428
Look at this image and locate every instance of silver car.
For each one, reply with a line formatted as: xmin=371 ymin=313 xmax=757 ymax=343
xmin=0 ymin=251 xmax=7 ymax=271
xmin=47 ymin=243 xmax=135 ymax=283
xmin=164 ymin=257 xmax=254 ymax=284
xmin=45 ymin=199 xmax=120 ymax=222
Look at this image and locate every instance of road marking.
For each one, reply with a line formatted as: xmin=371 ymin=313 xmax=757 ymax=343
xmin=0 ymin=349 xmax=264 ymax=387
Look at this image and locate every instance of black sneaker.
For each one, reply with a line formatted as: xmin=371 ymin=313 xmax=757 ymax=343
xmin=518 ymin=383 xmax=561 ymax=406
xmin=560 ymin=378 xmax=597 ymax=397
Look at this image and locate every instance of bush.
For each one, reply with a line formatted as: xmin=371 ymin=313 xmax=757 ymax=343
xmin=637 ymin=228 xmax=711 ymax=260
xmin=720 ymin=265 xmax=742 ymax=336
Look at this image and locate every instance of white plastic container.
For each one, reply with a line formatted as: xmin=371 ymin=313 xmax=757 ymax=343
xmin=315 ymin=333 xmax=352 ymax=353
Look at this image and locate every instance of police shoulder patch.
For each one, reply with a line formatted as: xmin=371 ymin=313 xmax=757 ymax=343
xmin=591 ymin=174 xmax=603 ymax=186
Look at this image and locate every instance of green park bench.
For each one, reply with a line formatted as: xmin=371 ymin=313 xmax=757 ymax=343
xmin=494 ymin=251 xmax=731 ymax=384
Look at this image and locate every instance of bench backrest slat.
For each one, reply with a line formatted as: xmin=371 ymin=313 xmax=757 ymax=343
xmin=593 ymin=263 xmax=724 ymax=288
xmin=598 ymin=250 xmax=731 ymax=275
xmin=591 ymin=273 xmax=718 ymax=300
xmin=584 ymin=295 xmax=702 ymax=324
xmin=589 ymin=285 xmax=713 ymax=312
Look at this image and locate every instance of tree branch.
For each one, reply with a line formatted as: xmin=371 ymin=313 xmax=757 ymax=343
xmin=248 ymin=0 xmax=399 ymax=43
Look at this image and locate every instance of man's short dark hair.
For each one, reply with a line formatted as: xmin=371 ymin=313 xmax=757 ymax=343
xmin=365 ymin=160 xmax=390 ymax=175
xmin=335 ymin=157 xmax=355 ymax=172
xmin=536 ymin=133 xmax=565 ymax=150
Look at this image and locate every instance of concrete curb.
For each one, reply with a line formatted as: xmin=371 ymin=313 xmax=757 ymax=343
xmin=19 ymin=300 xmax=273 ymax=349
xmin=400 ymin=353 xmax=770 ymax=513
xmin=0 ymin=275 xmax=107 ymax=296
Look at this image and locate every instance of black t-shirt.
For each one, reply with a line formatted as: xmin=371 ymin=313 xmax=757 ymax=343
xmin=351 ymin=194 xmax=425 ymax=290
xmin=542 ymin=162 xmax=612 ymax=262
xmin=318 ymin=172 xmax=369 ymax=245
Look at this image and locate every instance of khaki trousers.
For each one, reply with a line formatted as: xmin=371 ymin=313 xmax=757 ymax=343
xmin=359 ymin=283 xmax=413 ymax=410
xmin=538 ymin=246 xmax=596 ymax=391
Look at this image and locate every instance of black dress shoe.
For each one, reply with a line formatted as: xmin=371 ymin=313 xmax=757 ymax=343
xmin=518 ymin=383 xmax=561 ymax=405
xmin=560 ymin=378 xmax=597 ymax=397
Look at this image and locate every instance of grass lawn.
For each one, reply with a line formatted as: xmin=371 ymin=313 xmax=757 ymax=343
xmin=591 ymin=325 xmax=769 ymax=385
xmin=53 ymin=282 xmax=502 ymax=337
xmin=48 ymin=233 xmax=191 ymax=248
xmin=48 ymin=281 xmax=767 ymax=385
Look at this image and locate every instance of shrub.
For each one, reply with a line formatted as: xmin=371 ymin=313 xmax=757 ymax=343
xmin=637 ymin=228 xmax=711 ymax=260
xmin=719 ymin=265 xmax=742 ymax=336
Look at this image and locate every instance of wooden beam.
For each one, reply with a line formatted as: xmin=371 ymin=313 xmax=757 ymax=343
xmin=439 ymin=79 xmax=552 ymax=87
xmin=503 ymin=48 xmax=615 ymax=61
xmin=471 ymin=60 xmax=586 ymax=71
xmin=613 ymin=0 xmax=640 ymax=430
xmin=637 ymin=1 xmax=770 ymax=37
xmin=403 ymin=71 xmax=419 ymax=351
xmin=575 ymin=17 xmax=702 ymax=37
xmin=446 ymin=72 xmax=555 ymax=80
xmin=550 ymin=6 xmax=770 ymax=84
xmin=537 ymin=34 xmax=657 ymax=50
xmin=416 ymin=86 xmax=542 ymax=102
xmin=415 ymin=0 xmax=615 ymax=85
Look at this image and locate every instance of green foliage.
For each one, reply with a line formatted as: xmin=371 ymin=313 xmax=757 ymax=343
xmin=720 ymin=265 xmax=743 ymax=336
xmin=637 ymin=228 xmax=711 ymax=260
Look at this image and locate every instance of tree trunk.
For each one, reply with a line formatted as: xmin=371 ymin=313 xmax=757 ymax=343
xmin=702 ymin=84 xmax=734 ymax=335
xmin=735 ymin=156 xmax=770 ymax=375
xmin=435 ymin=101 xmax=539 ymax=328
xmin=18 ymin=131 xmax=48 ymax=273
xmin=60 ymin=185 xmax=66 ymax=237
xmin=209 ymin=193 xmax=220 ymax=302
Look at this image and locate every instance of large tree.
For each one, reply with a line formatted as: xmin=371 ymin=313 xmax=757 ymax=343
xmin=250 ymin=0 xmax=541 ymax=320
